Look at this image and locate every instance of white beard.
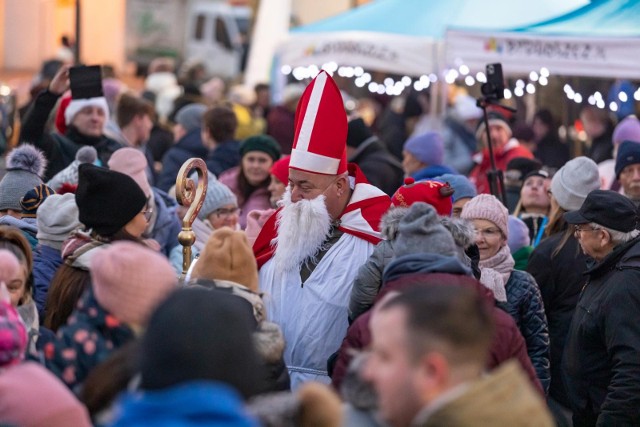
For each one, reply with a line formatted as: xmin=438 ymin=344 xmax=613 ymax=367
xmin=272 ymin=187 xmax=332 ymax=273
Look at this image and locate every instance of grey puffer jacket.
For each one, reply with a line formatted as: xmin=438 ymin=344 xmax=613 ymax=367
xmin=347 ymin=207 xmax=475 ymax=322
xmin=505 ymin=269 xmax=551 ymax=395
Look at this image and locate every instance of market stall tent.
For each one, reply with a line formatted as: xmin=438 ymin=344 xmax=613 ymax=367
xmin=446 ymin=0 xmax=640 ymax=78
xmin=275 ymin=0 xmax=587 ymax=77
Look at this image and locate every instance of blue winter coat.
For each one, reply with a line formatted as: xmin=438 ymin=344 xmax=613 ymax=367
xmin=110 ymin=381 xmax=259 ymax=427
xmin=505 ymin=269 xmax=551 ymax=394
xmin=206 ymin=140 xmax=240 ymax=177
xmin=32 ymin=244 xmax=62 ymax=318
xmin=149 ymin=188 xmax=181 ymax=256
xmin=157 ymin=129 xmax=208 ymax=192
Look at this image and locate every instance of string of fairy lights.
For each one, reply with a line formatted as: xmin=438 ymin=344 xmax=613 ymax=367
xmin=281 ymin=62 xmax=637 ymax=112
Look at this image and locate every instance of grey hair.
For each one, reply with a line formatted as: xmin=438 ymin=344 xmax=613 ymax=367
xmin=590 ymin=222 xmax=640 ymax=245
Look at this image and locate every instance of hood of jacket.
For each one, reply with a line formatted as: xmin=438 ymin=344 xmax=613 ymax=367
xmin=383 ymin=252 xmax=472 ymax=285
xmin=112 ymin=381 xmax=258 ymax=427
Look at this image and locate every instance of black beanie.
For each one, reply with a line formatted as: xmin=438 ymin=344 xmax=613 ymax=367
xmin=140 ymin=288 xmax=263 ymax=398
xmin=240 ymin=135 xmax=281 ymax=162
xmin=347 ymin=118 xmax=374 ymax=148
xmin=75 ymin=164 xmax=147 ymax=236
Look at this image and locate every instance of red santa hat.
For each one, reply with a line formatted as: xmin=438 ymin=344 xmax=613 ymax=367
xmin=290 ymin=71 xmax=347 ymax=176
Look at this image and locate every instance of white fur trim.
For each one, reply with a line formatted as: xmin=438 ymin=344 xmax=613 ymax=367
xmin=290 ymin=148 xmax=340 ymax=175
xmin=64 ymin=97 xmax=110 ymax=125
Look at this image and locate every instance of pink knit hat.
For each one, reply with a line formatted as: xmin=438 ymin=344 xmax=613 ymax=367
xmin=90 ymin=241 xmax=177 ymax=327
xmin=0 ymin=362 xmax=92 ymax=427
xmin=108 ymin=148 xmax=152 ymax=198
xmin=460 ymin=194 xmax=509 ymax=238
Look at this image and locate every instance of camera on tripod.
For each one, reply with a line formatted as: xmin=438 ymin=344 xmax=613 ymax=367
xmin=480 ymin=63 xmax=505 ymax=101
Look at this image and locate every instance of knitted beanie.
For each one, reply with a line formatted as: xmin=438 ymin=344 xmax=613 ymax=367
xmin=175 ymin=103 xmax=207 ymax=132
xmin=270 ymin=155 xmax=291 ymax=185
xmin=394 ymin=202 xmax=457 ymax=258
xmin=140 ymin=288 xmax=262 ymax=398
xmin=108 ymin=147 xmax=152 ymax=198
xmin=191 ymin=227 xmax=259 ymax=292
xmin=90 ymin=241 xmax=177 ymax=327
xmin=0 ymin=362 xmax=92 ymax=427
xmin=507 ymin=216 xmax=531 ymax=253
xmin=75 ymin=164 xmax=147 ymax=236
xmin=460 ymin=194 xmax=509 ymax=238
xmin=198 ymin=177 xmax=238 ymax=221
xmin=20 ymin=184 xmax=55 ymax=218
xmin=46 ymin=145 xmax=97 ymax=192
xmin=434 ymin=173 xmax=477 ymax=202
xmin=64 ymin=96 xmax=110 ymax=125
xmin=36 ymin=193 xmax=81 ymax=245
xmin=391 ymin=177 xmax=454 ymax=216
xmin=550 ymin=156 xmax=600 ymax=212
xmin=0 ymin=145 xmax=47 ymax=212
xmin=403 ymin=132 xmax=444 ymax=165
xmin=347 ymin=118 xmax=374 ymax=148
xmin=613 ymin=115 xmax=640 ymax=145
xmin=615 ymin=140 xmax=640 ymax=178
xmin=475 ymin=111 xmax=512 ymax=139
xmin=240 ymin=134 xmax=281 ymax=162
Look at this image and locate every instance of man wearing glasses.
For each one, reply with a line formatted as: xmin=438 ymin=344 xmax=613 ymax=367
xmin=563 ymin=189 xmax=640 ymax=426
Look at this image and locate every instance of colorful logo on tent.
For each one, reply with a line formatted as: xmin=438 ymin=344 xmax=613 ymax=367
xmin=304 ymin=45 xmax=316 ymax=56
xmin=484 ymin=38 xmax=504 ymax=54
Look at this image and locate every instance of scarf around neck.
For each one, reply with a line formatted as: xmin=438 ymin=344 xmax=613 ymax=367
xmin=478 ymin=245 xmax=514 ymax=302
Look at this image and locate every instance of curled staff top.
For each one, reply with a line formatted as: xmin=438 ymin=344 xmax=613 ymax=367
xmin=175 ymin=158 xmax=208 ymax=229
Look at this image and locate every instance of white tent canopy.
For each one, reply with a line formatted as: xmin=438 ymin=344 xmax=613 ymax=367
xmin=275 ymin=31 xmax=437 ymax=77
xmin=446 ymin=0 xmax=640 ymax=79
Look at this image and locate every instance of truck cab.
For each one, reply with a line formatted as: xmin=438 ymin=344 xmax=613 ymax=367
xmin=185 ymin=2 xmax=251 ymax=78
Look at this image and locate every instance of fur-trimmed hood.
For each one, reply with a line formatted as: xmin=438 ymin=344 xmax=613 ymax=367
xmin=440 ymin=216 xmax=475 ymax=250
xmin=254 ymin=321 xmax=285 ymax=364
xmin=380 ymin=206 xmax=475 ymax=250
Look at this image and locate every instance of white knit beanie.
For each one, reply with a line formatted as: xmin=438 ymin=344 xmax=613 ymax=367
xmin=64 ymin=97 xmax=110 ymax=125
xmin=550 ymin=156 xmax=600 ymax=211
xmin=460 ymin=194 xmax=509 ymax=238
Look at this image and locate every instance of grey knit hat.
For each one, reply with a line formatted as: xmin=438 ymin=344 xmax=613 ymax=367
xmin=36 ymin=193 xmax=81 ymax=245
xmin=0 ymin=145 xmax=47 ymax=212
xmin=198 ymin=176 xmax=238 ymax=221
xmin=394 ymin=202 xmax=457 ymax=258
xmin=550 ymin=156 xmax=600 ymax=212
xmin=175 ymin=103 xmax=207 ymax=133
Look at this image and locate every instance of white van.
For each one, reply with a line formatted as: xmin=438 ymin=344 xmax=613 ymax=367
xmin=126 ymin=0 xmax=250 ymax=78
xmin=185 ymin=1 xmax=251 ymax=77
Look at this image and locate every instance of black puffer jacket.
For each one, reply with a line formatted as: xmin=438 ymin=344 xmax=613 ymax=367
xmin=563 ymin=237 xmax=640 ymax=426
xmin=527 ymin=231 xmax=588 ymax=407
xmin=348 ymin=138 xmax=404 ymax=196
xmin=505 ymin=269 xmax=551 ymax=394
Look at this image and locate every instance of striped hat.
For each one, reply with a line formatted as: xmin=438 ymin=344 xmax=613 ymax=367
xmin=290 ymin=71 xmax=347 ymax=175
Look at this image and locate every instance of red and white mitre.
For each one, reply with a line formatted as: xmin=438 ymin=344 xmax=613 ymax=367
xmin=290 ymin=71 xmax=347 ymax=176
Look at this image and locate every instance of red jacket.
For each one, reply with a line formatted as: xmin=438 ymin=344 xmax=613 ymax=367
xmin=330 ymin=272 xmax=544 ymax=395
xmin=469 ymin=139 xmax=534 ymax=194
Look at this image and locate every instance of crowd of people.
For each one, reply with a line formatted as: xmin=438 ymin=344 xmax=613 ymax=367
xmin=0 ymin=57 xmax=639 ymax=427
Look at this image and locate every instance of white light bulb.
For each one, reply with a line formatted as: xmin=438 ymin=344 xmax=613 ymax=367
xmin=526 ymin=83 xmax=536 ymax=94
xmin=401 ymin=76 xmax=412 ymax=86
xmin=529 ymin=71 xmax=539 ymax=82
xmin=619 ymin=92 xmax=628 ymax=103
xmin=540 ymin=67 xmax=550 ymax=77
xmin=504 ymin=89 xmax=512 ymax=99
xmin=354 ymin=66 xmax=364 ymax=76
xmin=610 ymin=102 xmax=618 ymax=112
xmin=465 ymin=76 xmax=475 ymax=86
xmin=539 ymin=76 xmax=548 ymax=86
xmin=281 ymin=65 xmax=292 ymax=75
xmin=459 ymin=65 xmax=470 ymax=75
xmin=574 ymin=93 xmax=583 ymax=103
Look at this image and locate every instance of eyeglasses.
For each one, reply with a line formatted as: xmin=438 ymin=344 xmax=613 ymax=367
xmin=142 ymin=206 xmax=154 ymax=222
xmin=474 ymin=227 xmax=503 ymax=238
xmin=213 ymin=207 xmax=240 ymax=218
xmin=573 ymin=225 xmax=599 ymax=237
